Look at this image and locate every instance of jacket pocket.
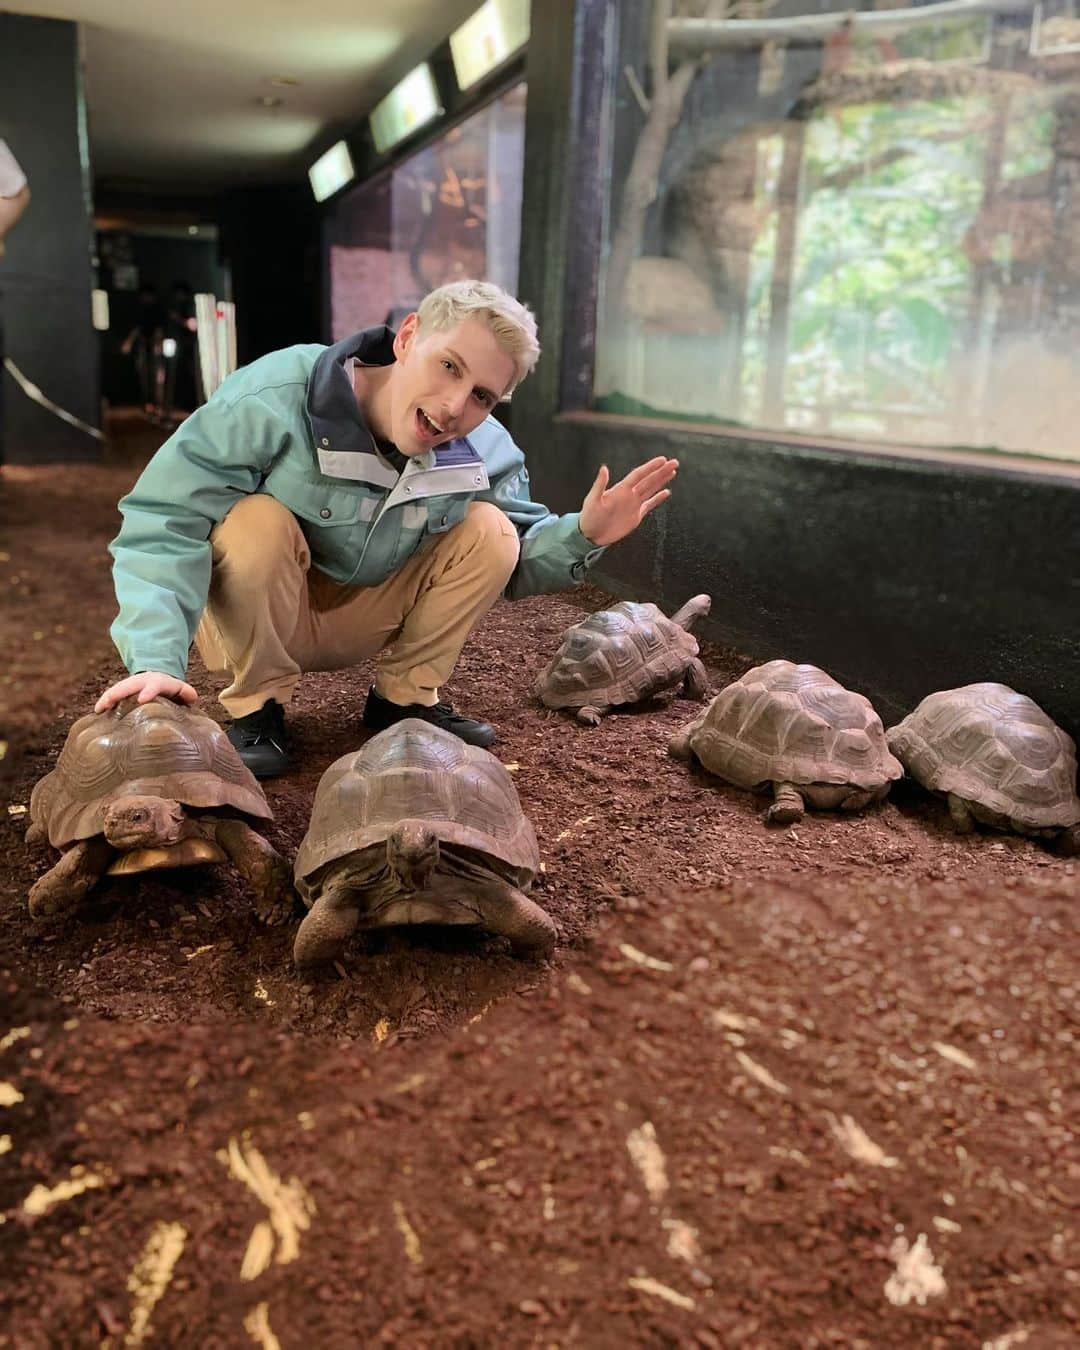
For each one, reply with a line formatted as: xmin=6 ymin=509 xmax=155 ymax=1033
xmin=425 ymin=496 xmax=469 ymax=535
xmin=259 ymin=470 xmax=373 ymax=526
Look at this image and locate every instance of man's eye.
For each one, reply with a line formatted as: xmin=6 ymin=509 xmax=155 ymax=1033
xmin=441 ymin=359 xmax=456 ymax=373
xmin=475 ymin=391 xmax=491 ymax=407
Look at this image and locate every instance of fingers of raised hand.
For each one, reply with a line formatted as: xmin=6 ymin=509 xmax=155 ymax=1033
xmin=639 ymin=488 xmax=673 ymax=518
xmin=621 ymin=457 xmax=678 ymax=496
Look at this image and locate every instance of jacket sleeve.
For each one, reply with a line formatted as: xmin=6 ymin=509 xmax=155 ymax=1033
xmin=472 ymin=420 xmax=607 ymax=600
xmin=108 ymin=377 xmax=290 ymax=679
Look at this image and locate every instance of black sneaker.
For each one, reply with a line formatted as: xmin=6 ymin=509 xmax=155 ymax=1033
xmin=362 ymin=686 xmax=497 ymax=748
xmin=227 ymin=698 xmax=289 ymax=778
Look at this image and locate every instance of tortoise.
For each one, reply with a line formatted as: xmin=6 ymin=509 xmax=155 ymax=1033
xmin=669 ymin=659 xmax=902 ymax=825
xmin=292 ymin=718 xmax=557 ymax=969
xmin=534 ymin=594 xmax=712 ymax=725
xmin=887 ymin=682 xmax=1080 ymax=852
xmin=26 ymin=697 xmax=294 ymax=923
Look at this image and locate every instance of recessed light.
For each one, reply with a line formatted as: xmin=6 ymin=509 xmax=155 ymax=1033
xmin=257 ymin=95 xmax=284 ymax=109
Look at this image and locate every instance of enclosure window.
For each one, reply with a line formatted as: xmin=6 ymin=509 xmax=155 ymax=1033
xmin=325 ymin=82 xmax=526 ymax=337
xmin=594 ymin=1 xmax=1080 ymax=462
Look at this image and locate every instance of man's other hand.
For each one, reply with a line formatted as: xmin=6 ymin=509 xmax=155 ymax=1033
xmin=94 ymin=671 xmax=198 ymax=714
xmin=578 ymin=456 xmax=679 ymax=548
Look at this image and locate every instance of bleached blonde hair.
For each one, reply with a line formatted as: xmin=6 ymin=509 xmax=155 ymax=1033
xmin=416 ymin=279 xmax=540 ymax=395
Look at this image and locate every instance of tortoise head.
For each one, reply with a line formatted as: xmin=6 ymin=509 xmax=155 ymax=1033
xmin=386 ymin=820 xmax=440 ymax=891
xmin=102 ymin=795 xmax=185 ymax=850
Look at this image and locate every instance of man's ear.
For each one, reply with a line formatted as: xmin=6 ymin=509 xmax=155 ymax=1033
xmin=393 ymin=312 xmax=421 ymax=359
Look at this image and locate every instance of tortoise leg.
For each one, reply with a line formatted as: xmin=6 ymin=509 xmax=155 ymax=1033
xmin=294 ymin=878 xmax=361 ymax=968
xmin=211 ymin=818 xmax=296 ymax=925
xmin=24 ymin=821 xmax=47 ymax=847
xmin=448 ymin=877 xmax=558 ymax=957
xmin=1056 ymin=823 xmax=1080 ymax=857
xmin=576 ymin=705 xmax=608 ymax=726
xmin=766 ymin=782 xmax=804 ymax=826
xmin=28 ymin=838 xmax=115 ymax=920
xmin=683 ymin=658 xmax=709 ymax=701
xmin=947 ymin=793 xmax=975 ymax=835
xmin=668 ymin=711 xmax=706 ymax=760
xmin=839 ymin=788 xmax=875 ymax=812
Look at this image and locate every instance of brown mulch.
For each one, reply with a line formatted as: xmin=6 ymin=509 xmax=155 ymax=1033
xmin=0 ymin=433 xmax=1077 ymax=1348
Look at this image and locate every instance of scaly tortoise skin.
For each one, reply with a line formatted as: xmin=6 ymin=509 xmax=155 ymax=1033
xmin=26 ymin=697 xmax=294 ymax=923
xmin=670 ymin=659 xmax=902 ymax=825
xmin=293 ymin=719 xmax=557 ymax=968
xmin=887 ymin=682 xmax=1080 ymax=852
xmin=534 ymin=594 xmax=711 ymax=725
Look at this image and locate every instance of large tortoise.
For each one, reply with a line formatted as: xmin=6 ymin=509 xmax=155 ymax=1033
xmin=534 ymin=594 xmax=711 ymax=725
xmin=887 ymin=682 xmax=1080 ymax=852
xmin=26 ymin=697 xmax=294 ymax=923
xmin=293 ymin=719 xmax=557 ymax=969
xmin=670 ymin=659 xmax=902 ymax=825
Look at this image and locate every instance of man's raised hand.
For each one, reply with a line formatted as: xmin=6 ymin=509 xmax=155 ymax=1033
xmin=578 ymin=456 xmax=679 ymax=548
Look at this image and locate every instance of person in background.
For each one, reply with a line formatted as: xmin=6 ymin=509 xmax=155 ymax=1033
xmin=95 ymin=279 xmax=679 ymax=777
xmin=0 ymin=138 xmax=31 ymax=464
xmin=120 ymin=283 xmax=165 ymax=419
xmin=164 ymin=280 xmax=198 ymax=421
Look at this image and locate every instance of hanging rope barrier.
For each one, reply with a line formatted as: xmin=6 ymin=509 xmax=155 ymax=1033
xmin=2 ymin=354 xmax=106 ymax=442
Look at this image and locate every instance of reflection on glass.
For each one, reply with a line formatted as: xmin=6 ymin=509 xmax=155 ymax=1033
xmin=326 ymin=82 xmax=526 ymax=338
xmin=595 ymin=1 xmax=1080 ymax=461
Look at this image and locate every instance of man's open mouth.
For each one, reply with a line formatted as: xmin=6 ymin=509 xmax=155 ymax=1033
xmin=416 ymin=408 xmax=444 ymax=439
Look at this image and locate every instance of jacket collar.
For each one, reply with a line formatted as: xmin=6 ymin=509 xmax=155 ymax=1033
xmin=305 ymin=326 xmax=486 ymax=488
xmin=306 ymin=325 xmax=396 ymax=457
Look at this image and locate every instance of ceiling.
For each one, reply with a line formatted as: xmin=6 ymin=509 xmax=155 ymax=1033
xmin=5 ymin=0 xmax=483 ymax=192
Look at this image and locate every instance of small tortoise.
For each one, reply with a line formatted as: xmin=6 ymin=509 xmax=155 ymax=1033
xmin=293 ymin=719 xmax=557 ymax=969
xmin=26 ymin=697 xmax=294 ymax=923
xmin=887 ymin=682 xmax=1080 ymax=852
xmin=534 ymin=594 xmax=711 ymax=725
xmin=670 ymin=659 xmax=902 ymax=825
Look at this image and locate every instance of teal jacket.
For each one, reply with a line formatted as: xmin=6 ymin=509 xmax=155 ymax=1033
xmin=109 ymin=326 xmax=605 ymax=680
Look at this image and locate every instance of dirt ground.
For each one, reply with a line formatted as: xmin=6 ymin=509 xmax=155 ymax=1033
xmin=0 ymin=421 xmax=1077 ymax=1348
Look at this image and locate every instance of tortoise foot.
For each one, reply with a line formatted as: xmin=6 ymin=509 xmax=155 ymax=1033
xmin=27 ymin=838 xmax=113 ymax=921
xmin=475 ymin=882 xmax=559 ymax=958
xmin=254 ymin=853 xmax=299 ymax=926
xmin=213 ymin=819 xmax=297 ymax=925
xmin=576 ymin=706 xmax=605 ymax=727
xmin=28 ymin=876 xmax=82 ymax=921
xmin=294 ymin=889 xmax=360 ymax=968
xmin=767 ymin=782 xmax=804 ymax=827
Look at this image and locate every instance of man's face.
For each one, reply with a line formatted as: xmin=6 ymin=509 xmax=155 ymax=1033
xmin=387 ymin=313 xmax=517 ymax=456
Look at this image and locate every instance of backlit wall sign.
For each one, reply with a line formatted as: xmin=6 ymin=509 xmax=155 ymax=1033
xmin=309 ymin=140 xmax=356 ymax=203
xmin=450 ymin=0 xmax=530 ymax=91
xmin=369 ymin=63 xmax=442 ymax=155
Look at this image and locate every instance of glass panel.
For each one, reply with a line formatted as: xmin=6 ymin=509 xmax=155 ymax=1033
xmin=594 ymin=2 xmax=1080 ymax=462
xmin=325 ymin=82 xmax=526 ymax=339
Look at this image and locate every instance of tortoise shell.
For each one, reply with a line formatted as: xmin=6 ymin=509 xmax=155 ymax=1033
xmin=686 ymin=660 xmax=902 ymax=790
xmin=29 ymin=698 xmax=271 ymax=849
xmin=294 ymin=719 xmax=539 ymax=886
xmin=534 ymin=601 xmax=701 ymax=710
xmin=887 ymin=683 xmax=1080 ymax=830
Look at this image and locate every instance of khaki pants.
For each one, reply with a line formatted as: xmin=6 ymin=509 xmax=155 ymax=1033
xmin=195 ymin=494 xmax=520 ymax=718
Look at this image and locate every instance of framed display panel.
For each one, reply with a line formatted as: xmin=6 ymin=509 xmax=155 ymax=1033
xmin=325 ymin=82 xmax=527 ymax=339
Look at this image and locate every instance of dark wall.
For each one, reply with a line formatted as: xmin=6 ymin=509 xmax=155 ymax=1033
xmin=515 ymin=0 xmax=1080 ymax=739
xmin=220 ymin=185 xmax=321 ymax=365
xmin=0 ymin=13 xmax=100 ymax=463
